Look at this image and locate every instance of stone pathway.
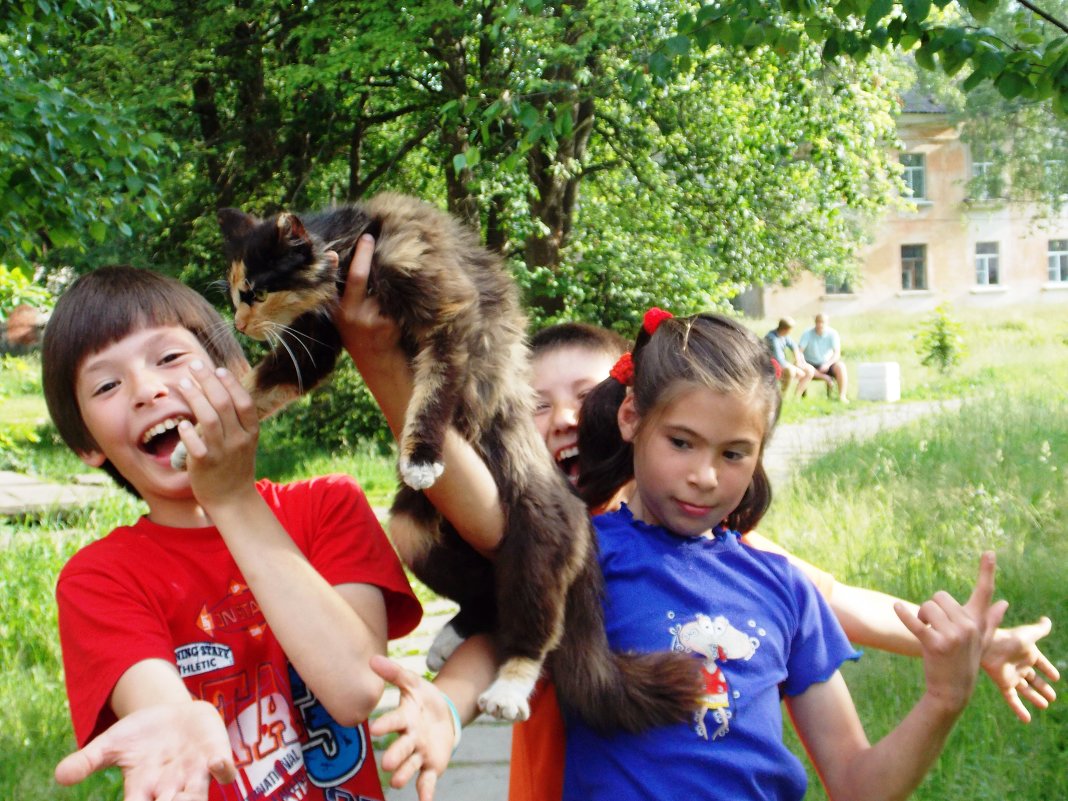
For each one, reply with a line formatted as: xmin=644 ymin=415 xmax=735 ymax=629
xmin=0 ymin=398 xmax=959 ymax=800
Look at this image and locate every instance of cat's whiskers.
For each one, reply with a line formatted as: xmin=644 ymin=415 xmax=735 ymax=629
xmin=263 ymin=323 xmax=307 ymax=396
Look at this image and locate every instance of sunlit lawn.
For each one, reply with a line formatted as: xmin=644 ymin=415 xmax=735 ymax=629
xmin=2 ymin=303 xmax=1066 ymax=799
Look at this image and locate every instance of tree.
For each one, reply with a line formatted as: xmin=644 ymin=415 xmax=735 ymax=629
xmin=659 ymin=2 xmax=1068 ymax=117
xmin=0 ymin=1 xmax=165 ymax=268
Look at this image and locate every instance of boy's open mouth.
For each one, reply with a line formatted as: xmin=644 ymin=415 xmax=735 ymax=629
xmin=554 ymin=445 xmax=580 ymax=483
xmin=140 ymin=416 xmax=189 ymax=458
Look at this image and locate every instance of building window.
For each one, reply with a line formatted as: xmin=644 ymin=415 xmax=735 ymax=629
xmin=825 ymin=276 xmax=852 ymax=294
xmin=975 ymin=242 xmax=1000 ymax=285
xmin=901 ymin=153 xmax=926 ymax=200
xmin=1050 ymin=239 xmax=1068 ymax=283
xmin=971 ymin=159 xmax=1001 ymax=200
xmin=901 ymin=244 xmax=927 ymax=290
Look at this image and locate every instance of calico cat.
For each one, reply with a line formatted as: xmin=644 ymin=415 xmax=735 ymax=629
xmin=200 ymin=192 xmax=700 ymax=731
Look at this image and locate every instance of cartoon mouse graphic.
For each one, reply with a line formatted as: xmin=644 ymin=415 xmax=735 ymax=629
xmin=672 ymin=613 xmax=760 ymax=740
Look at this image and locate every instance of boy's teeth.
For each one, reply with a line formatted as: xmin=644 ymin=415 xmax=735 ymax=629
xmin=142 ymin=417 xmax=184 ymax=444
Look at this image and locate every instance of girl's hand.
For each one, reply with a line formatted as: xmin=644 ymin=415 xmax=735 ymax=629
xmin=368 ymin=654 xmax=459 ymax=801
xmin=175 ymin=361 xmax=260 ymax=508
xmin=54 ymin=701 xmax=236 ymax=800
xmin=894 ymin=552 xmax=1008 ymax=715
xmin=981 ymin=617 xmax=1059 ymax=722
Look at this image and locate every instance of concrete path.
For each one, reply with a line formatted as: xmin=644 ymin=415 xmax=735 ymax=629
xmin=0 ymin=399 xmax=959 ymax=800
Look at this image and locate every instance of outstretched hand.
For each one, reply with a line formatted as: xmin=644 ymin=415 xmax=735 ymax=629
xmin=368 ymin=654 xmax=460 ymax=801
xmin=894 ymin=552 xmax=1008 ymax=715
xmin=54 ymin=701 xmax=235 ymax=801
xmin=981 ymin=616 xmax=1059 ymax=722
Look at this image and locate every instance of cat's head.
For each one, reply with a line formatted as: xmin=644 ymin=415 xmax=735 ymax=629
xmin=218 ymin=208 xmax=338 ymax=340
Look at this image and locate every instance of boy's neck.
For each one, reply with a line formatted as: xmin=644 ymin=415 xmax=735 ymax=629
xmin=144 ymin=497 xmax=215 ymax=529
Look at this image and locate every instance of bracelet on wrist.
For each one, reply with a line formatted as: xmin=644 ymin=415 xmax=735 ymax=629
xmin=438 ymin=689 xmax=463 ymax=755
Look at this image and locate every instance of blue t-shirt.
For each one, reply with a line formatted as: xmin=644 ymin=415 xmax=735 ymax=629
xmin=798 ymin=326 xmax=840 ymax=365
xmin=764 ymin=330 xmax=798 ymax=365
xmin=563 ymin=506 xmax=860 ymax=801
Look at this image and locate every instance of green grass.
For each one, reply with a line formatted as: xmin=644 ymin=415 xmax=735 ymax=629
xmin=765 ymin=391 xmax=1068 ymax=800
xmin=2 ymin=304 xmax=1067 ymax=799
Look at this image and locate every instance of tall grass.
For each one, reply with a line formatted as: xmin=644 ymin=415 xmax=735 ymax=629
xmin=766 ymin=390 xmax=1068 ymax=799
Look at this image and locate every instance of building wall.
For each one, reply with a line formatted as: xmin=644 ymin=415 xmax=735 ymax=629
xmin=755 ymin=112 xmax=1068 ymax=321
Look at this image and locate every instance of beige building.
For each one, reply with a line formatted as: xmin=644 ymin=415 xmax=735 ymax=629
xmin=745 ymin=96 xmax=1068 ymax=321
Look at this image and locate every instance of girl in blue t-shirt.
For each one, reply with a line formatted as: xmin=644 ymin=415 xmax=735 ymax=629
xmin=564 ymin=308 xmax=1005 ymax=801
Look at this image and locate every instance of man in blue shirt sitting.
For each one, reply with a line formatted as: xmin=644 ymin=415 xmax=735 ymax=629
xmin=764 ymin=317 xmax=815 ymax=399
xmin=798 ymin=312 xmax=849 ymax=403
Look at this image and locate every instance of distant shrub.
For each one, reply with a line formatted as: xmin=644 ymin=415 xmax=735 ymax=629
xmin=916 ymin=304 xmax=965 ymax=374
xmin=263 ymin=359 xmax=394 ymax=455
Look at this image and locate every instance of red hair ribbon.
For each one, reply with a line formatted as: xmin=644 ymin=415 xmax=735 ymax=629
xmin=610 ymin=351 xmax=634 ymax=386
xmin=643 ymin=307 xmax=673 ymax=335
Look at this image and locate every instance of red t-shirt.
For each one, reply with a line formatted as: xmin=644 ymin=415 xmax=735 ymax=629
xmin=57 ymin=475 xmax=421 ymax=801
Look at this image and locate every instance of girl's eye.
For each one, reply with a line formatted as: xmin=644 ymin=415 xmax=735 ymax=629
xmin=534 ymin=402 xmax=550 ymax=415
xmin=669 ymin=436 xmax=691 ymax=450
xmin=159 ymin=351 xmax=185 ymax=365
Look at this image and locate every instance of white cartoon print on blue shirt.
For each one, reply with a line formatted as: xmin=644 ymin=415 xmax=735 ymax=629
xmin=669 ymin=613 xmax=763 ymax=740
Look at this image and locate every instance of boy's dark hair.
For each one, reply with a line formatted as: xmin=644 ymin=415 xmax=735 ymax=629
xmin=531 ymin=321 xmax=628 ymax=360
xmin=42 ymin=265 xmax=247 ymax=495
xmin=578 ymin=313 xmax=782 ymax=532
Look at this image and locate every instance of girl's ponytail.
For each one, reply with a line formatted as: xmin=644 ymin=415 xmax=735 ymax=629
xmin=576 ymin=361 xmax=632 ymax=510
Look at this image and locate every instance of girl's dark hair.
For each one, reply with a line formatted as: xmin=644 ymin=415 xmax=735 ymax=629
xmin=42 ymin=265 xmax=247 ymax=495
xmin=577 ymin=313 xmax=781 ymax=532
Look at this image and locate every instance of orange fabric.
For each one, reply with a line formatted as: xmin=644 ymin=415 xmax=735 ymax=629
xmin=507 ymin=677 xmax=565 ymax=801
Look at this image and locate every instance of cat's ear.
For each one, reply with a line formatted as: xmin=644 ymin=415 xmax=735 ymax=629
xmin=276 ymin=212 xmax=310 ymax=244
xmin=218 ymin=208 xmax=257 ymax=245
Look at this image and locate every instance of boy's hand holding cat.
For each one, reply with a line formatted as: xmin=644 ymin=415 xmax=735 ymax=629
xmin=894 ymin=552 xmax=1008 ymax=716
xmin=334 ymin=234 xmax=445 ymax=490
xmin=174 ymin=360 xmax=260 ymax=509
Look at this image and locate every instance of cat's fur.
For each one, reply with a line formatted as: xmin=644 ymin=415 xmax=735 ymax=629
xmin=211 ymin=191 xmax=700 ymax=731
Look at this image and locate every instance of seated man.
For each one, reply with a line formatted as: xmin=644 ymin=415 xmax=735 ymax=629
xmin=799 ymin=312 xmax=849 ymax=402
xmin=764 ymin=317 xmax=815 ymax=399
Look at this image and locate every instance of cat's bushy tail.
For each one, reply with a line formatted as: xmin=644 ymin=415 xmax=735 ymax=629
xmin=550 ymin=553 xmax=702 ymax=734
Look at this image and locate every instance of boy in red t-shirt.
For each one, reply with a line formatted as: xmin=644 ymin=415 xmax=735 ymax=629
xmin=41 ymin=236 xmax=500 ymax=800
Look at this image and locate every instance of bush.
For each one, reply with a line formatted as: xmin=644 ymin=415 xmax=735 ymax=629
xmin=916 ymin=303 xmax=966 ymax=374
xmin=261 ymin=359 xmax=394 ymax=456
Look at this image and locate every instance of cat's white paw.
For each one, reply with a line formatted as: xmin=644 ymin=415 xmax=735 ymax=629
xmin=170 ymin=441 xmax=189 ymax=471
xmin=426 ymin=622 xmax=466 ymax=673
xmin=399 ymin=457 xmax=444 ymax=490
xmin=478 ymin=678 xmax=532 ymax=722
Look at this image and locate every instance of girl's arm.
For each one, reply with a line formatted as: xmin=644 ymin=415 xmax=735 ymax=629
xmin=370 ymin=635 xmax=500 ymax=801
xmin=333 ymin=236 xmax=504 ymax=556
xmin=56 ymin=659 xmax=236 ymax=796
xmin=753 ymin=534 xmax=1058 ymax=721
xmin=828 ymin=582 xmax=1058 ymax=721
xmin=178 ymin=363 xmax=390 ymax=726
xmin=787 ymin=553 xmax=1006 ymax=801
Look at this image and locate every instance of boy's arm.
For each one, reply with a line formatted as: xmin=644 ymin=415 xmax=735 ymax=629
xmin=332 ymin=235 xmax=505 ymax=556
xmin=177 ymin=362 xmax=389 ymax=726
xmin=55 ymin=659 xmax=236 ymax=797
xmin=788 ymin=553 xmax=1005 ymax=801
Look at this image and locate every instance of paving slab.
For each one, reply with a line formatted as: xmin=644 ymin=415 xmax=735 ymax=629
xmin=0 ymin=470 xmax=109 ymax=516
